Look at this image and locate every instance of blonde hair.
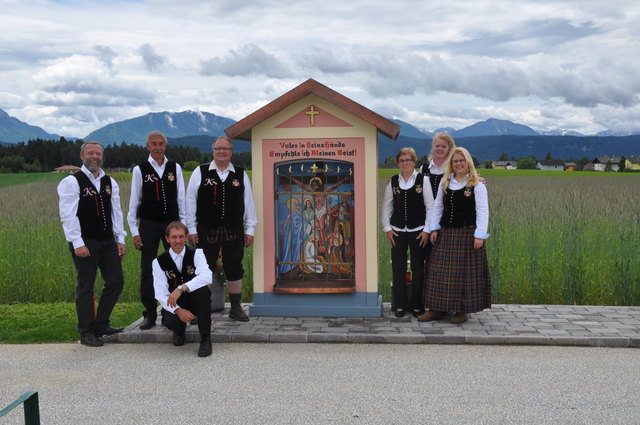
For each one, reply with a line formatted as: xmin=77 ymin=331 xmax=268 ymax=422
xmin=441 ymin=147 xmax=480 ymax=191
xmin=428 ymin=133 xmax=456 ymax=161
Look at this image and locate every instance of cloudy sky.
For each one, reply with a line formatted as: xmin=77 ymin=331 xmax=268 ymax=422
xmin=1 ymin=0 xmax=638 ymax=138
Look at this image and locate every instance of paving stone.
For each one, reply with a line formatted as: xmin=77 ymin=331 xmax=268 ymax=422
xmin=115 ymin=303 xmax=640 ymax=346
xmin=269 ymin=332 xmax=308 ymax=343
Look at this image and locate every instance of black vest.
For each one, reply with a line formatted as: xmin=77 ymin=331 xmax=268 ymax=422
xmin=196 ymin=164 xmax=245 ymax=228
xmin=419 ymin=164 xmax=443 ymax=200
xmin=390 ymin=173 xmax=427 ymax=230
xmin=73 ymin=171 xmax=113 ymax=240
xmin=156 ymin=247 xmax=197 ymax=292
xmin=136 ymin=161 xmax=179 ymax=222
xmin=440 ymin=186 xmax=477 ymax=228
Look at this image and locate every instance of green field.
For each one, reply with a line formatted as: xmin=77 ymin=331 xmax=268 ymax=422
xmin=1 ymin=171 xmax=639 ymax=307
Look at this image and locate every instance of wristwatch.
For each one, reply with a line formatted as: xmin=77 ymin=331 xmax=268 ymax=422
xmin=177 ymin=285 xmax=185 ymax=293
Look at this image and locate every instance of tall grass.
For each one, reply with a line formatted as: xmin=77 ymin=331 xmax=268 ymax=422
xmin=377 ymin=173 xmax=640 ymax=305
xmin=0 ymin=173 xmax=252 ymax=305
xmin=1 ymin=172 xmax=639 ymax=305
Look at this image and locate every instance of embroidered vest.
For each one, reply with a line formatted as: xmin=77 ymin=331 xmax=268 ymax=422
xmin=440 ymin=186 xmax=477 ymax=228
xmin=156 ymin=247 xmax=197 ymax=291
xmin=390 ymin=173 xmax=427 ymax=230
xmin=137 ymin=161 xmax=179 ymax=222
xmin=196 ymin=164 xmax=245 ymax=228
xmin=73 ymin=171 xmax=113 ymax=240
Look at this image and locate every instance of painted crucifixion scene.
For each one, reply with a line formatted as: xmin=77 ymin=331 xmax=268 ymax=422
xmin=274 ymin=159 xmax=355 ymax=292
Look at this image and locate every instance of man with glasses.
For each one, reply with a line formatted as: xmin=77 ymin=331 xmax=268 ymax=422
xmin=186 ymin=136 xmax=257 ymax=321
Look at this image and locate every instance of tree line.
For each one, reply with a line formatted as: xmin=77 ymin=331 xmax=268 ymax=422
xmin=0 ymin=138 xmax=252 ymax=173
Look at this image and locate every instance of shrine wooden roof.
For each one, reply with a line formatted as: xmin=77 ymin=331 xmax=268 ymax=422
xmin=224 ymin=78 xmax=401 ymax=141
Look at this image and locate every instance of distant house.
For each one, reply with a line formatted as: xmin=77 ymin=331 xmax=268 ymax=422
xmin=625 ymin=156 xmax=640 ymax=171
xmin=565 ymin=162 xmax=577 ymax=171
xmin=536 ymin=159 xmax=565 ymax=171
xmin=491 ymin=160 xmax=518 ymax=170
xmin=583 ymin=163 xmax=596 ymax=171
xmin=53 ymin=165 xmax=81 ymax=173
xmin=592 ymin=156 xmax=621 ymax=172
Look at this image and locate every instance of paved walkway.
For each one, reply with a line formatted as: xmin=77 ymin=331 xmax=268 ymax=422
xmin=114 ymin=303 xmax=640 ymax=348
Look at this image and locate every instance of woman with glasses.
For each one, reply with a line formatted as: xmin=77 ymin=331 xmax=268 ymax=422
xmin=418 ymin=147 xmax=491 ymax=324
xmin=381 ymin=147 xmax=434 ymax=317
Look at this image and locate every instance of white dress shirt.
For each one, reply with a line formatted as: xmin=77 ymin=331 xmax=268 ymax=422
xmin=381 ymin=170 xmax=434 ymax=233
xmin=420 ymin=159 xmax=446 ymax=176
xmin=57 ymin=165 xmax=126 ymax=249
xmin=429 ymin=175 xmax=490 ymax=239
xmin=186 ymin=162 xmax=257 ymax=236
xmin=127 ymin=155 xmax=186 ymax=236
xmin=152 ymin=247 xmax=212 ymax=314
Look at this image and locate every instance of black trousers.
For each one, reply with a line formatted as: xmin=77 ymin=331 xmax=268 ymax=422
xmin=161 ymin=286 xmax=212 ymax=336
xmin=197 ymin=225 xmax=244 ymax=281
xmin=138 ymin=218 xmax=170 ymax=318
xmin=391 ymin=230 xmax=425 ymax=311
xmin=69 ymin=238 xmax=124 ymax=336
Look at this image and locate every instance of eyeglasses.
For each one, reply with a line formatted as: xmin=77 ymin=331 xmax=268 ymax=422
xmin=214 ymin=147 xmax=233 ymax=151
xmin=398 ymin=159 xmax=414 ymax=163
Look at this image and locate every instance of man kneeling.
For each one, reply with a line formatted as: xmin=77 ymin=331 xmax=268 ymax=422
xmin=153 ymin=221 xmax=212 ymax=357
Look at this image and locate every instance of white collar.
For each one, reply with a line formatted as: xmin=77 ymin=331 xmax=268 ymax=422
xmin=209 ymin=161 xmax=235 ymax=173
xmin=170 ymin=246 xmax=186 ymax=261
xmin=80 ymin=165 xmax=105 ymax=180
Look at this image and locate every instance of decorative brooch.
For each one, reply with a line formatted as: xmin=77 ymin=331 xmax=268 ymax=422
xmin=464 ymin=187 xmax=472 ymax=197
xmin=165 ymin=270 xmax=177 ymax=279
xmin=104 ymin=185 xmax=112 ymax=195
xmin=232 ymin=179 xmax=240 ymax=187
xmin=167 ymin=172 xmax=175 ymax=182
xmin=186 ymin=265 xmax=196 ymax=276
xmin=415 ymin=185 xmax=423 ymax=194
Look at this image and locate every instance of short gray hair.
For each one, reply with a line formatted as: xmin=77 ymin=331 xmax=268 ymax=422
xmin=211 ymin=135 xmax=233 ymax=151
xmin=146 ymin=130 xmax=167 ymax=145
xmin=80 ymin=141 xmax=103 ymax=154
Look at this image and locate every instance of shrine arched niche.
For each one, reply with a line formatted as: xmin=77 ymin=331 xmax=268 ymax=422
xmin=274 ymin=159 xmax=355 ymax=293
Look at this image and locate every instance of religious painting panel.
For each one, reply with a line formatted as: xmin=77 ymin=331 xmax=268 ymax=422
xmin=274 ymin=159 xmax=355 ymax=292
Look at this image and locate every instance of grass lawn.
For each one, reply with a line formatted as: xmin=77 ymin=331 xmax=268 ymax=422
xmin=0 ymin=302 xmax=142 ymax=344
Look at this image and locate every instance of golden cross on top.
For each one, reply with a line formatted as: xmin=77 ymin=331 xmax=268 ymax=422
xmin=309 ymin=163 xmax=319 ymax=173
xmin=306 ymin=105 xmax=319 ymax=126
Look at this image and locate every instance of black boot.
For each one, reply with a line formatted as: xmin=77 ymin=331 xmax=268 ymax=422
xmin=198 ymin=336 xmax=212 ymax=357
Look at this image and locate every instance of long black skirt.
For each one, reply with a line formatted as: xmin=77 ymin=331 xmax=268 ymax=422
xmin=424 ymin=227 xmax=491 ymax=313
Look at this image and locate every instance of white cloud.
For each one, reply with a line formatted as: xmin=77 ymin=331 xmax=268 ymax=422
xmin=0 ymin=0 xmax=639 ymax=136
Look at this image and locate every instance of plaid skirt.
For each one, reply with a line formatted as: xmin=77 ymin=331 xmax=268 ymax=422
xmin=424 ymin=227 xmax=491 ymax=313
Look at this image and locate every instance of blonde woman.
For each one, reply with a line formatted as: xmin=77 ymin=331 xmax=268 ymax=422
xmin=418 ymin=147 xmax=491 ymax=324
xmin=419 ymin=133 xmax=457 ymax=200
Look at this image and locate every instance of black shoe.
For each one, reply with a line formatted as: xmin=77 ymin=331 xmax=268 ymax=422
xmin=139 ymin=316 xmax=156 ymax=330
xmin=172 ymin=331 xmax=186 ymax=346
xmin=95 ymin=326 xmax=124 ymax=337
xmin=229 ymin=306 xmax=249 ymax=322
xmin=394 ymin=310 xmax=405 ymax=318
xmin=412 ymin=309 xmax=426 ymax=318
xmin=198 ymin=336 xmax=212 ymax=357
xmin=80 ymin=334 xmax=104 ymax=347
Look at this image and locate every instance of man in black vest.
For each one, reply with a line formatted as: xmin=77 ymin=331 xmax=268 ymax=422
xmin=128 ymin=130 xmax=186 ymax=330
xmin=57 ymin=141 xmax=126 ymax=347
xmin=186 ymin=136 xmax=257 ymax=322
xmin=153 ymin=221 xmax=212 ymax=357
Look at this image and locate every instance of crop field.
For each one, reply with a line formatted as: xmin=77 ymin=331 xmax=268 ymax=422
xmin=378 ymin=172 xmax=640 ymax=305
xmin=1 ymin=171 xmax=639 ymax=306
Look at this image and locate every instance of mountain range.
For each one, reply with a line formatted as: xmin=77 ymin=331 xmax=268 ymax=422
xmin=1 ymin=107 xmax=639 ymax=161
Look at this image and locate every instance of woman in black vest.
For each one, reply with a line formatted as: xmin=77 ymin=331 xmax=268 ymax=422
xmin=381 ymin=148 xmax=434 ymax=317
xmin=419 ymin=147 xmax=491 ymax=324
